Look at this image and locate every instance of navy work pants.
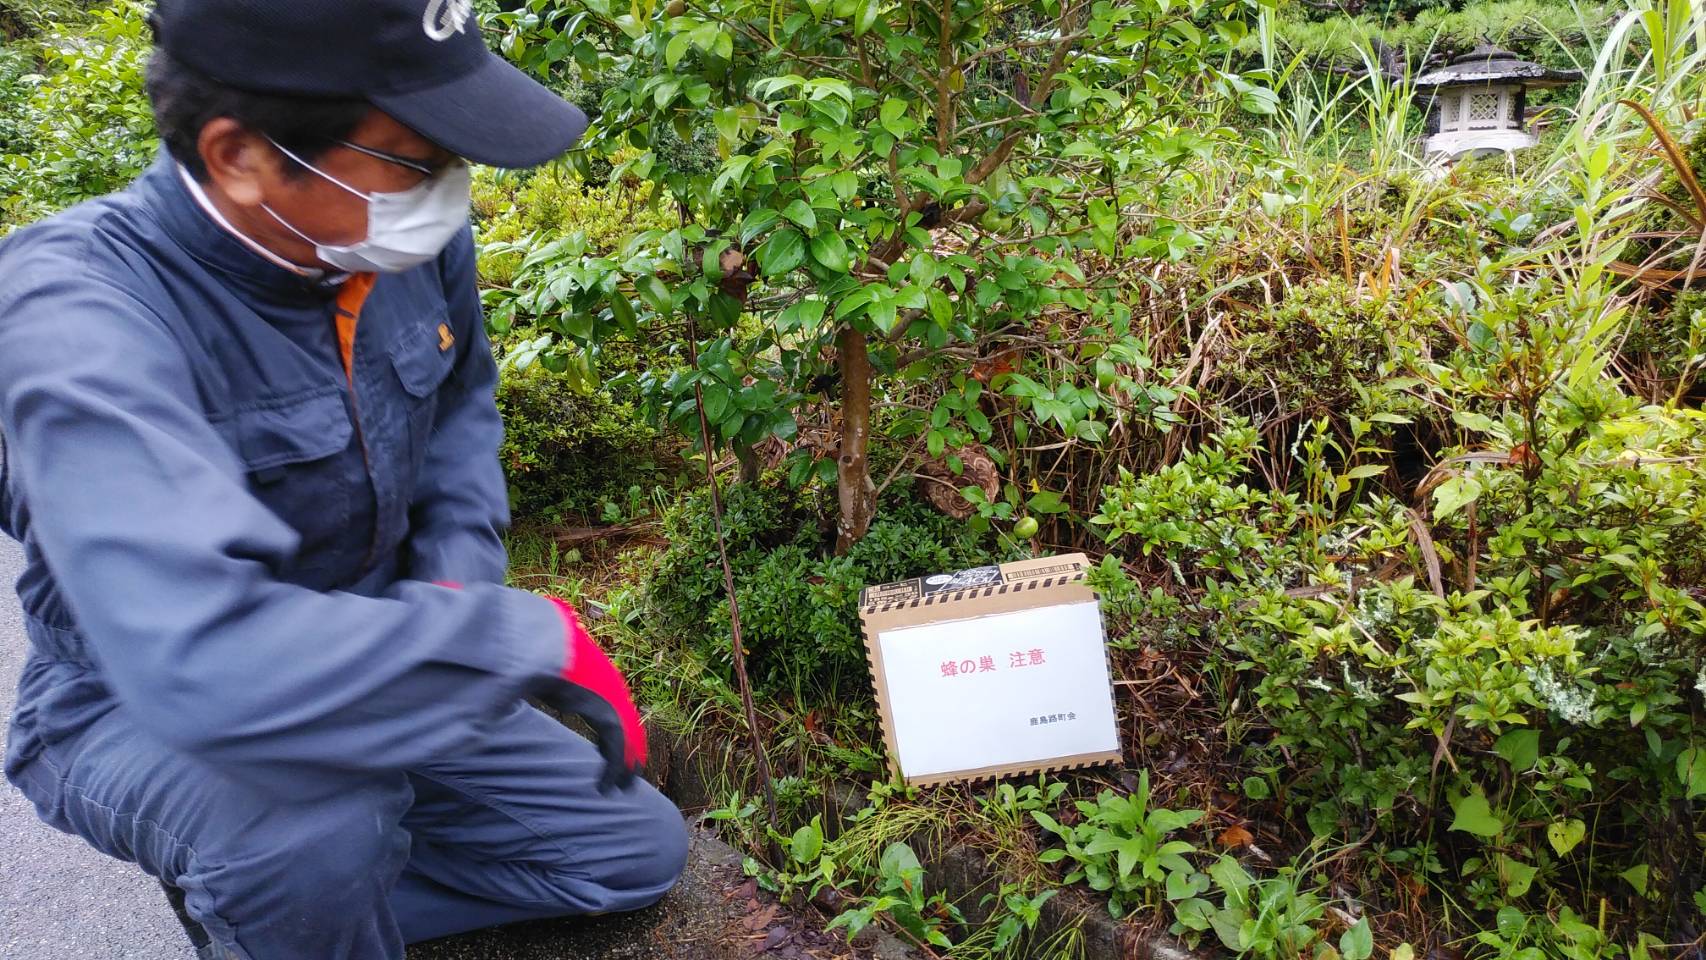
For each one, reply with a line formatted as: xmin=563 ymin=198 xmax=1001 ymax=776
xmin=6 ymin=662 xmax=689 ymax=959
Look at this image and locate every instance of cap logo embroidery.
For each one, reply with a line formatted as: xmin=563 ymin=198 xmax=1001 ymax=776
xmin=423 ymin=0 xmax=473 ymax=41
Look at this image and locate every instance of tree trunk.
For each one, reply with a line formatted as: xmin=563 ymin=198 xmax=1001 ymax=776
xmin=835 ymin=326 xmax=875 ymax=554
xmin=736 ymin=444 xmax=761 ymax=484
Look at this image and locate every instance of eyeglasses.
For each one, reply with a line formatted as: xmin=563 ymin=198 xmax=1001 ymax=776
xmin=332 ymin=139 xmax=452 ymax=177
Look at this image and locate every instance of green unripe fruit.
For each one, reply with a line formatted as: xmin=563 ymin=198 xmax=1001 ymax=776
xmin=1014 ymin=516 xmax=1039 ymax=539
xmin=979 ymin=210 xmax=1015 ymax=233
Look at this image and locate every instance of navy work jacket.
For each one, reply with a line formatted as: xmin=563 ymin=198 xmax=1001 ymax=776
xmin=0 ymin=156 xmax=563 ymax=800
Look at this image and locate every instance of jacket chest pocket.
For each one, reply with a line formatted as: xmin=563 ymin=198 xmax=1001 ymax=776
xmin=214 ymin=389 xmax=356 ymax=578
xmin=388 ymin=318 xmax=457 ymax=474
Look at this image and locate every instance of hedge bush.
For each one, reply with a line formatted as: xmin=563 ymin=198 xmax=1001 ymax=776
xmin=645 ymin=480 xmax=1000 ymax=698
xmin=0 ymin=0 xmax=154 ymax=231
xmin=495 ymin=366 xmax=677 ymax=526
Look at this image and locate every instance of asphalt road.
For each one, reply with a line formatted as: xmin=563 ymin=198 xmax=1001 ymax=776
xmin=0 ymin=535 xmax=189 ymax=959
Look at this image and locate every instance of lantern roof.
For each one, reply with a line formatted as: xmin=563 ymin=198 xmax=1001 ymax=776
xmin=1414 ymin=42 xmax=1582 ymax=89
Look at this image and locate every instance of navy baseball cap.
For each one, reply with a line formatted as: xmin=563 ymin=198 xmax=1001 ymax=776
xmin=148 ymin=0 xmax=589 ymax=168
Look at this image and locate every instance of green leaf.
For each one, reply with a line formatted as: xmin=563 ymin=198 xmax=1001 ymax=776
xmin=739 ymin=208 xmax=781 ymax=244
xmin=853 ymin=0 xmax=879 ymax=35
xmin=810 ymin=231 xmax=851 ymax=273
xmin=1340 ymin=919 xmax=1373 ymax=960
xmin=1498 ymin=855 xmax=1538 ymax=898
xmin=1452 ymin=410 xmax=1499 ymax=433
xmin=665 ymin=32 xmax=692 ymax=69
xmin=1546 ymin=818 xmax=1586 ymax=856
xmin=1208 ymin=855 xmax=1253 ymax=904
xmin=927 ymin=288 xmax=954 ymax=327
xmin=1496 ymin=906 xmax=1526 ymax=940
xmin=1075 ymin=420 xmax=1108 ymax=443
xmin=1027 ymin=490 xmax=1068 ymax=514
xmin=757 ymin=228 xmax=805 ymax=276
xmin=1306 ymin=801 xmax=1339 ymax=838
xmin=1678 ymin=747 xmax=1706 ymax=800
xmin=710 ymin=154 xmax=753 ymax=199
xmin=1449 ymin=789 xmax=1502 ymax=837
xmin=777 ymin=298 xmax=826 ymax=333
xmin=833 ymin=284 xmax=876 ymax=320
xmin=782 ymin=199 xmax=818 ymax=231
xmin=1210 ymin=908 xmax=1246 ymax=950
xmin=635 ymin=275 xmax=673 ymax=316
xmin=1172 ymin=897 xmax=1214 ymax=932
xmin=701 ymin=238 xmax=731 ymax=280
xmin=1494 ymin=729 xmax=1540 ymax=772
xmin=701 ymin=385 xmax=729 ymax=423
xmin=1620 ymin=863 xmax=1649 ymax=896
xmin=879 ymin=842 xmax=922 ymax=879
xmin=1432 ymin=473 xmax=1482 ymax=521
xmin=1241 ymin=776 xmax=1270 ymax=800
xmin=868 ymin=294 xmax=899 ymax=334
xmin=790 ymin=824 xmax=822 ymax=863
xmin=1239 ymin=84 xmax=1280 ymax=115
xmin=609 ymin=295 xmax=638 ymax=336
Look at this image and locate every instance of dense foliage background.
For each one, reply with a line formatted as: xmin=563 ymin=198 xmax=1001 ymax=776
xmin=3 ymin=0 xmax=1705 ymax=955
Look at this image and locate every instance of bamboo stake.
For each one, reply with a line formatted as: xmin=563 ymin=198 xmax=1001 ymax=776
xmin=684 ymin=314 xmax=783 ymax=866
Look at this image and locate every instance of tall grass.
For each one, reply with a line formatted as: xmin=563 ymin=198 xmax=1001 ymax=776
xmin=1536 ymin=0 xmax=1705 ymax=178
xmin=1257 ymin=0 xmax=1703 ymax=185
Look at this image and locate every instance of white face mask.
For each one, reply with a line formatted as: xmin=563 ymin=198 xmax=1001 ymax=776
xmin=264 ymin=138 xmax=471 ymax=274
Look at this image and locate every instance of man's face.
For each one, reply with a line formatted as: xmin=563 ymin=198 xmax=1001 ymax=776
xmin=199 ymin=109 xmax=458 ymax=269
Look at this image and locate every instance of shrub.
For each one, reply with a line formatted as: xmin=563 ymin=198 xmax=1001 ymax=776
xmin=0 ymin=0 xmax=100 ymax=40
xmin=471 ymin=165 xmax=672 ymax=289
xmin=0 ymin=0 xmax=154 ymax=231
xmin=1249 ymin=1 xmax=1618 ymax=76
xmin=495 ymin=365 xmax=677 ymax=525
xmin=645 ymin=479 xmax=998 ymax=698
xmin=482 ymin=0 xmax=1263 ymax=551
xmin=1214 ymin=278 xmax=1432 ymax=423
xmin=1091 ymin=395 xmax=1706 ymax=940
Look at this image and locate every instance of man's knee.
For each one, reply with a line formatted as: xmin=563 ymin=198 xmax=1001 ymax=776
xmin=626 ymin=786 xmax=689 ymax=894
xmin=549 ymin=783 xmax=687 ymax=913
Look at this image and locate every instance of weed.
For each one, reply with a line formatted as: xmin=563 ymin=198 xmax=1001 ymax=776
xmin=1033 ymin=770 xmax=1207 ymax=919
xmin=825 ymin=842 xmax=964 ymax=950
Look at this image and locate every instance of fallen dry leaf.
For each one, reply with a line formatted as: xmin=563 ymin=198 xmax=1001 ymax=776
xmin=1217 ymin=824 xmax=1255 ymax=848
xmin=745 ymin=904 xmax=779 ymax=931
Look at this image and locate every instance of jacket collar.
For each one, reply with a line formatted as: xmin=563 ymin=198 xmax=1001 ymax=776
xmin=139 ymin=153 xmax=347 ymax=301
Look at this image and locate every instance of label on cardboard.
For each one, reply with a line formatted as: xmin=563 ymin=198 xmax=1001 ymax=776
xmin=858 ymin=552 xmax=1121 ymax=785
xmin=876 ymin=600 xmax=1120 ymax=779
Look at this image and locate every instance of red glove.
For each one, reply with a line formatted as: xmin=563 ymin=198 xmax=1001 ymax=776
xmin=435 ymin=584 xmax=646 ymax=790
xmin=545 ymin=598 xmax=647 ymax=791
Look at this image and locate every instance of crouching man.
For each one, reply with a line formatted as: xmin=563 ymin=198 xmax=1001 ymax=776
xmin=0 ymin=1 xmax=687 ymax=956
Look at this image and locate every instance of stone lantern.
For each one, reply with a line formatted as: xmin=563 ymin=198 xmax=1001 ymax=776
xmin=1415 ymin=43 xmax=1581 ymax=158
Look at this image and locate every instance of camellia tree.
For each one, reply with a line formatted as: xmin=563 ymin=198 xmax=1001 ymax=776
xmin=485 ymin=0 xmax=1275 ymax=550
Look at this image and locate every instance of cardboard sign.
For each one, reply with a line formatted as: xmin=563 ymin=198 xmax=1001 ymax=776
xmin=858 ymin=554 xmax=1122 ymax=786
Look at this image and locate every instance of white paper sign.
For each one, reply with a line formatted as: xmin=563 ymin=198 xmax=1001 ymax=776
xmin=874 ymin=600 xmax=1119 ymax=779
